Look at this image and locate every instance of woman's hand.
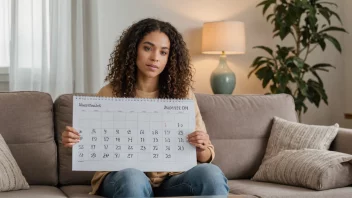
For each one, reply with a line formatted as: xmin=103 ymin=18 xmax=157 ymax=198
xmin=187 ymin=131 xmax=211 ymax=152
xmin=62 ymin=126 xmax=80 ymax=148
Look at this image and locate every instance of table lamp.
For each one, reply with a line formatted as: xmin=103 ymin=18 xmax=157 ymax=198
xmin=202 ymin=21 xmax=245 ymax=94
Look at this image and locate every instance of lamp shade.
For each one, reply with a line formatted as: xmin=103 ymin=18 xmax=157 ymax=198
xmin=202 ymin=21 xmax=245 ymax=55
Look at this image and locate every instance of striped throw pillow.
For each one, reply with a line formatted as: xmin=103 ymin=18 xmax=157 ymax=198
xmin=262 ymin=116 xmax=338 ymax=163
xmin=252 ymin=149 xmax=352 ymax=190
xmin=0 ymin=134 xmax=29 ymax=192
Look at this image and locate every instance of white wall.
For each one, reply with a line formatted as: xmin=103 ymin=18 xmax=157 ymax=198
xmin=341 ymin=0 xmax=352 ymax=128
xmin=95 ymin=0 xmax=272 ymax=95
xmin=2 ymin=0 xmax=349 ymax=126
xmin=94 ymin=0 xmax=350 ymax=126
xmin=300 ymin=0 xmax=345 ymax=126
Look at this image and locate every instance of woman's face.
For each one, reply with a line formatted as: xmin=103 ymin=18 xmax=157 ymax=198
xmin=136 ymin=31 xmax=170 ymax=79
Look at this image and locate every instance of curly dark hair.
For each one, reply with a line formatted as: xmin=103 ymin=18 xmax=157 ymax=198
xmin=104 ymin=18 xmax=194 ymax=99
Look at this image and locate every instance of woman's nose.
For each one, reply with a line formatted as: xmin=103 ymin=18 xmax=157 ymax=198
xmin=150 ymin=52 xmax=159 ymax=62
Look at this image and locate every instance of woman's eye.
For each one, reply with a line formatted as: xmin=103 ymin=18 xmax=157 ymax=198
xmin=144 ymin=46 xmax=151 ymax=51
xmin=161 ymin=51 xmax=168 ymax=55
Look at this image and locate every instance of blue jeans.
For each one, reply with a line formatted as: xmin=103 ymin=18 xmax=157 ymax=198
xmin=99 ymin=164 xmax=229 ymax=198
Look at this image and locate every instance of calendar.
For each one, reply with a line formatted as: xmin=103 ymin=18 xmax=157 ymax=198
xmin=72 ymin=96 xmax=197 ymax=172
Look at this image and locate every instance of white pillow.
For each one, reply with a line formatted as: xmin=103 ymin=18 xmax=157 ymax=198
xmin=0 ymin=134 xmax=29 ymax=192
xmin=261 ymin=116 xmax=339 ymax=163
xmin=252 ymin=149 xmax=352 ymax=190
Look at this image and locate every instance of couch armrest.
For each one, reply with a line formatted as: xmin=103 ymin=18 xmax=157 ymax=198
xmin=330 ymin=127 xmax=352 ymax=155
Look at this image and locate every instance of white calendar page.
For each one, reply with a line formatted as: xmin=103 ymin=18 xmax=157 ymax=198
xmin=72 ymin=96 xmax=197 ymax=172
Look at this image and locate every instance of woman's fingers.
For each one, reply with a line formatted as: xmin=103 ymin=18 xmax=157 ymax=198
xmin=63 ymin=130 xmax=80 ymax=140
xmin=63 ymin=142 xmax=76 ymax=148
xmin=62 ymin=126 xmax=80 ymax=148
xmin=189 ymin=139 xmax=206 ymax=145
xmin=187 ymin=131 xmax=205 ymax=138
xmin=189 ymin=142 xmax=207 ymax=150
xmin=188 ymin=134 xmax=209 ymax=143
xmin=66 ymin=126 xmax=80 ymax=136
xmin=62 ymin=136 xmax=79 ymax=143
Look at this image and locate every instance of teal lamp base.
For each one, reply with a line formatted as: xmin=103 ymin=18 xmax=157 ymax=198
xmin=210 ymin=53 xmax=236 ymax=94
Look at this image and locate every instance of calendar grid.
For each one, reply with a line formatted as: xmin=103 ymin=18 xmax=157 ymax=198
xmin=73 ymin=97 xmax=196 ymax=172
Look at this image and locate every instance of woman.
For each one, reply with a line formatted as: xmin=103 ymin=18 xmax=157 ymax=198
xmin=62 ymin=18 xmax=229 ymax=198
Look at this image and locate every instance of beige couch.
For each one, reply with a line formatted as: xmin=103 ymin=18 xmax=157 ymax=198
xmin=0 ymin=91 xmax=352 ymax=198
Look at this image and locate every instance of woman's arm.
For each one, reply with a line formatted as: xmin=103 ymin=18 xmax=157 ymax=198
xmin=187 ymin=89 xmax=215 ymax=163
xmin=197 ymin=144 xmax=212 ymax=163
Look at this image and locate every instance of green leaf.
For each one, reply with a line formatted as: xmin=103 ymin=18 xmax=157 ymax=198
xmin=291 ymin=67 xmax=300 ymax=77
xmin=324 ymin=34 xmax=342 ymax=52
xmin=270 ymin=84 xmax=277 ymax=93
xmin=310 ymin=69 xmax=324 ymax=86
xmin=248 ymin=67 xmax=259 ymax=78
xmin=307 ymin=15 xmax=318 ymax=32
xmin=307 ymin=89 xmax=321 ymax=107
xmin=279 ymin=26 xmax=291 ymax=40
xmin=313 ymin=67 xmax=329 ymax=72
xmin=255 ymin=66 xmax=271 ymax=80
xmin=263 ymin=3 xmax=271 ymax=15
xmin=277 ymin=70 xmax=290 ymax=92
xmin=254 ymin=46 xmax=274 ymax=56
xmin=266 ymin=14 xmax=274 ymax=22
xmin=294 ymin=91 xmax=307 ymax=113
xmin=293 ymin=57 xmax=304 ymax=68
xmin=256 ymin=0 xmax=271 ymax=7
xmin=306 ymin=79 xmax=328 ymax=107
xmin=250 ymin=56 xmax=265 ymax=67
xmin=311 ymin=63 xmax=336 ymax=70
xmin=284 ymin=87 xmax=292 ymax=95
xmin=319 ymin=26 xmax=347 ymax=33
xmin=262 ymin=70 xmax=273 ymax=88
xmin=318 ymin=39 xmax=326 ymax=51
xmin=273 ymin=31 xmax=280 ymax=38
xmin=330 ymin=10 xmax=343 ymax=24
xmin=301 ymin=26 xmax=311 ymax=47
xmin=276 ymin=46 xmax=294 ymax=60
xmin=298 ymin=80 xmax=308 ymax=96
xmin=270 ymin=17 xmax=276 ymax=24
xmin=319 ymin=2 xmax=338 ymax=7
xmin=248 ymin=61 xmax=272 ymax=78
xmin=302 ymin=102 xmax=308 ymax=113
xmin=302 ymin=63 xmax=310 ymax=72
xmin=248 ymin=60 xmax=272 ymax=78
xmin=318 ymin=7 xmax=331 ymax=25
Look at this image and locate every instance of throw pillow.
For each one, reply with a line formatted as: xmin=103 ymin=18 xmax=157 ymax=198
xmin=0 ymin=134 xmax=29 ymax=192
xmin=261 ymin=116 xmax=339 ymax=163
xmin=252 ymin=149 xmax=352 ymax=190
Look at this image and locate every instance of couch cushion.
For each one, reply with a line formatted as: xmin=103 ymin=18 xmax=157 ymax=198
xmin=331 ymin=127 xmax=352 ymax=155
xmin=54 ymin=94 xmax=95 ymax=185
xmin=60 ymin=185 xmax=103 ymax=198
xmin=195 ymin=93 xmax=297 ymax=179
xmin=0 ymin=185 xmax=67 ymax=198
xmin=0 ymin=92 xmax=57 ymax=185
xmin=229 ymin=180 xmax=352 ymax=198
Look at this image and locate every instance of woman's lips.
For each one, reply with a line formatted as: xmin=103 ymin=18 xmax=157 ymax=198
xmin=146 ymin=64 xmax=158 ymax=71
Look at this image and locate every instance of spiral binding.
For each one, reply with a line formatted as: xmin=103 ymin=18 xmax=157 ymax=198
xmin=73 ymin=95 xmax=193 ymax=102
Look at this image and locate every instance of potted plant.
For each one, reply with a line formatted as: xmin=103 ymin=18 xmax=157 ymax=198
xmin=248 ymin=0 xmax=347 ymax=122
